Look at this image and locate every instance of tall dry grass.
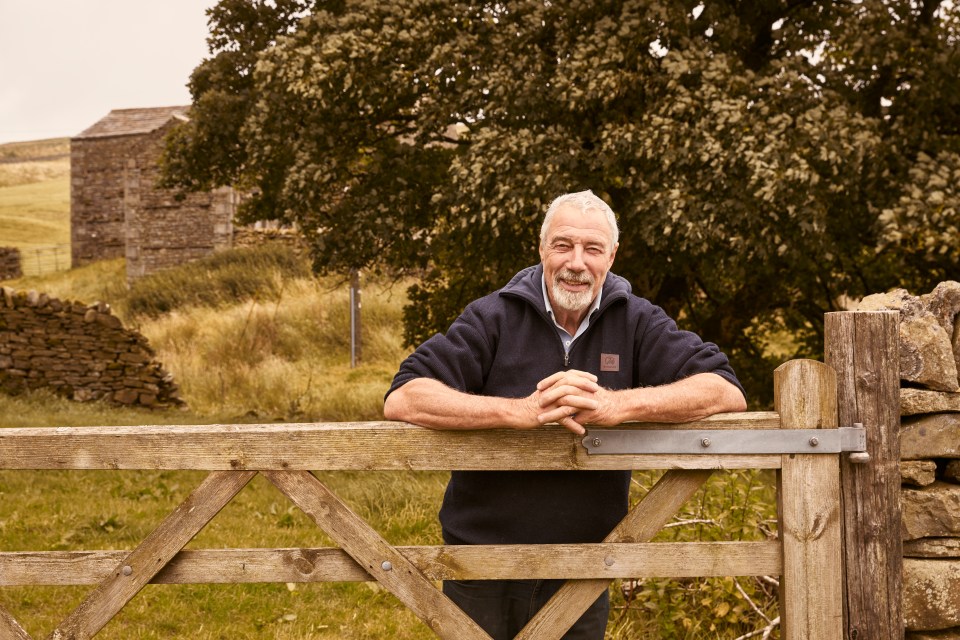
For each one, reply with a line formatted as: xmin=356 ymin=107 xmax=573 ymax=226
xmin=140 ymin=275 xmax=410 ymax=421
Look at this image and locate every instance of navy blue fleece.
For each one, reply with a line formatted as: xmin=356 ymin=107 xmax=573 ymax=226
xmin=387 ymin=265 xmax=744 ymax=545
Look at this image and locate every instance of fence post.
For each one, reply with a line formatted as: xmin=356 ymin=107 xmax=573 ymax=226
xmin=775 ymin=359 xmax=844 ymax=640
xmin=824 ymin=311 xmax=903 ymax=640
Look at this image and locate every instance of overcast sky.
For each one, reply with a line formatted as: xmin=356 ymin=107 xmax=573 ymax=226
xmin=0 ymin=0 xmax=219 ymax=144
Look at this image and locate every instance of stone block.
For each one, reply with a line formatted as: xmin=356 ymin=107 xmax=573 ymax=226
xmin=112 ymin=388 xmax=140 ymax=404
xmin=94 ymin=313 xmax=122 ymax=329
xmin=859 ymin=288 xmax=960 ymax=391
xmin=923 ymin=281 xmax=960 ymax=368
xmin=907 ymin=629 xmax=960 ymax=640
xmin=901 ymin=316 xmax=960 ymax=392
xmin=904 ymin=461 xmax=940 ymax=487
xmin=904 ymin=538 xmax=960 ymax=559
xmin=904 ymin=558 xmax=960 ymax=631
xmin=903 ymin=482 xmax=960 ymax=540
xmin=903 ymin=414 xmax=960 ymax=459
xmin=903 ymin=389 xmax=960 ymax=416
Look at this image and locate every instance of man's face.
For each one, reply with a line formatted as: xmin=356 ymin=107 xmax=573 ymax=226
xmin=539 ymin=204 xmax=618 ymax=314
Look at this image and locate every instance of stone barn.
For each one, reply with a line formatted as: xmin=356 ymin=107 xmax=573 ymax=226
xmin=70 ymin=106 xmax=237 ymax=281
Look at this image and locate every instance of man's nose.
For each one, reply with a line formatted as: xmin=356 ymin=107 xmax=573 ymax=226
xmin=567 ymin=245 xmax=587 ymax=270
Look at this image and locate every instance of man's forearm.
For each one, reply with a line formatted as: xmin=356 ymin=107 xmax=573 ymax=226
xmin=607 ymin=372 xmax=747 ymax=424
xmin=383 ymin=378 xmax=536 ymax=430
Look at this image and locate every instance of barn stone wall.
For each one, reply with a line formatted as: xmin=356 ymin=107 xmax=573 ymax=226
xmin=122 ymin=123 xmax=235 ymax=282
xmin=0 ymin=287 xmax=182 ymax=407
xmin=857 ymin=282 xmax=960 ymax=639
xmin=70 ymin=135 xmax=134 ymax=266
xmin=71 ymin=118 xmax=236 ymax=280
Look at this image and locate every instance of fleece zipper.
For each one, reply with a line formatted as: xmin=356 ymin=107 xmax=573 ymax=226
xmin=500 ymin=287 xmax=627 ymax=371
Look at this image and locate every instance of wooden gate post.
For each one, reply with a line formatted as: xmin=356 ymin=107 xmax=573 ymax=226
xmin=775 ymin=359 xmax=844 ymax=640
xmin=824 ymin=311 xmax=903 ymax=640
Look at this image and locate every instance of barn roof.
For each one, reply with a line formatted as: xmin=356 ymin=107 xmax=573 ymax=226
xmin=73 ymin=106 xmax=191 ymax=140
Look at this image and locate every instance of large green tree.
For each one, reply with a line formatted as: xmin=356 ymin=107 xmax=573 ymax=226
xmin=165 ymin=0 xmax=960 ymax=405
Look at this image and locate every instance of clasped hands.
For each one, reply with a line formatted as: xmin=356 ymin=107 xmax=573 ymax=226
xmin=527 ymin=369 xmax=622 ymax=435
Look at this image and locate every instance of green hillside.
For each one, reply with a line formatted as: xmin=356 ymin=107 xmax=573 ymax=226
xmin=0 ymin=137 xmax=70 ymax=274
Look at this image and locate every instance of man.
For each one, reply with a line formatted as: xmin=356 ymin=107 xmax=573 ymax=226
xmin=383 ymin=190 xmax=746 ymax=639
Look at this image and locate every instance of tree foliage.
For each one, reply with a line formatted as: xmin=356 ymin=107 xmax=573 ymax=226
xmin=164 ymin=0 xmax=960 ymax=405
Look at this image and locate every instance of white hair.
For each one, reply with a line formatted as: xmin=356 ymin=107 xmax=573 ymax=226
xmin=539 ymin=190 xmax=619 ymax=247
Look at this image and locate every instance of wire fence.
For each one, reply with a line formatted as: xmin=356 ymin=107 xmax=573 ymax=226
xmin=6 ymin=244 xmax=71 ymax=278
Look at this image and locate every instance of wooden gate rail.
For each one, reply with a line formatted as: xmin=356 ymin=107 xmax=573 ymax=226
xmin=0 ymin=359 xmax=846 ymax=640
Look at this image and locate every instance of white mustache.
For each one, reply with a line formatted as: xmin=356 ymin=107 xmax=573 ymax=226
xmin=555 ymin=270 xmax=593 ymax=286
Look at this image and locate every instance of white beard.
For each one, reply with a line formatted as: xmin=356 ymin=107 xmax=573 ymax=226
xmin=550 ymin=270 xmax=595 ymax=312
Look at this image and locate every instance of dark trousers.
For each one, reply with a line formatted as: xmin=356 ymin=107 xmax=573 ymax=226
xmin=443 ymin=579 xmax=609 ymax=640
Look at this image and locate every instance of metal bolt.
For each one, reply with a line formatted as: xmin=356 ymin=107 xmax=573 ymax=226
xmin=604 ymin=556 xmax=615 ymax=567
xmin=381 ymin=561 xmax=393 ymax=571
xmin=809 ymin=437 xmax=820 ymax=447
xmin=121 ymin=565 xmax=133 ymax=576
xmin=592 ymin=437 xmax=602 ymax=447
xmin=700 ymin=437 xmax=711 ymax=448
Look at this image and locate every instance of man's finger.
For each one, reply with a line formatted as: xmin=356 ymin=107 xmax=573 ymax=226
xmin=537 ymin=400 xmax=595 ymax=424
xmin=538 ymin=380 xmax=600 ymax=405
xmin=536 ymin=369 xmax=598 ymax=390
xmin=559 ymin=415 xmax=586 ymax=435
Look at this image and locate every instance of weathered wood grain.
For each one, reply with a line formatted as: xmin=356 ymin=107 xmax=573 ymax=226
xmin=0 ymin=541 xmax=781 ymax=585
xmin=49 ymin=470 xmax=255 ymax=640
xmin=825 ymin=311 xmax=903 ymax=640
xmin=0 ymin=413 xmax=779 ymax=471
xmin=775 ymin=359 xmax=843 ymax=640
xmin=0 ymin=604 xmax=31 ymax=640
xmin=263 ymin=470 xmax=490 ymax=640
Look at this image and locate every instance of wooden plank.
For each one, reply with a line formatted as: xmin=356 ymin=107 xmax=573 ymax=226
xmin=263 ymin=470 xmax=491 ymax=640
xmin=50 ymin=470 xmax=255 ymax=640
xmin=515 ymin=469 xmax=713 ymax=640
xmin=0 ymin=413 xmax=779 ymax=471
xmin=824 ymin=311 xmax=903 ymax=640
xmin=774 ymin=359 xmax=843 ymax=640
xmin=0 ymin=541 xmax=781 ymax=585
xmin=0 ymin=604 xmax=32 ymax=640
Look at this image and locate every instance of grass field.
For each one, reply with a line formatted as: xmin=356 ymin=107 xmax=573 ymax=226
xmin=0 ymin=138 xmax=71 ymax=275
xmin=0 ymin=149 xmax=781 ymax=637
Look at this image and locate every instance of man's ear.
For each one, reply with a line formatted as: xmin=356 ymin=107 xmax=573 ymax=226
xmin=609 ymin=242 xmax=619 ymax=266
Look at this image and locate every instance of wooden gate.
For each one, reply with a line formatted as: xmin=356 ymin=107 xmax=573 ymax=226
xmin=0 ymin=347 xmax=900 ymax=639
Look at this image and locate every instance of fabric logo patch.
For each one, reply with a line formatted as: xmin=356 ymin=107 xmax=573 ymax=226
xmin=600 ymin=353 xmax=620 ymax=372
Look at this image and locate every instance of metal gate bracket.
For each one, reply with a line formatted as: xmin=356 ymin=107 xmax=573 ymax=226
xmin=582 ymin=425 xmax=868 ymax=462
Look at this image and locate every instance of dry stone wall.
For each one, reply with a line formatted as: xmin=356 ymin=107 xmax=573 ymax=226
xmin=0 ymin=287 xmax=182 ymax=407
xmin=0 ymin=247 xmax=21 ymax=280
xmin=858 ymin=282 xmax=960 ymax=639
